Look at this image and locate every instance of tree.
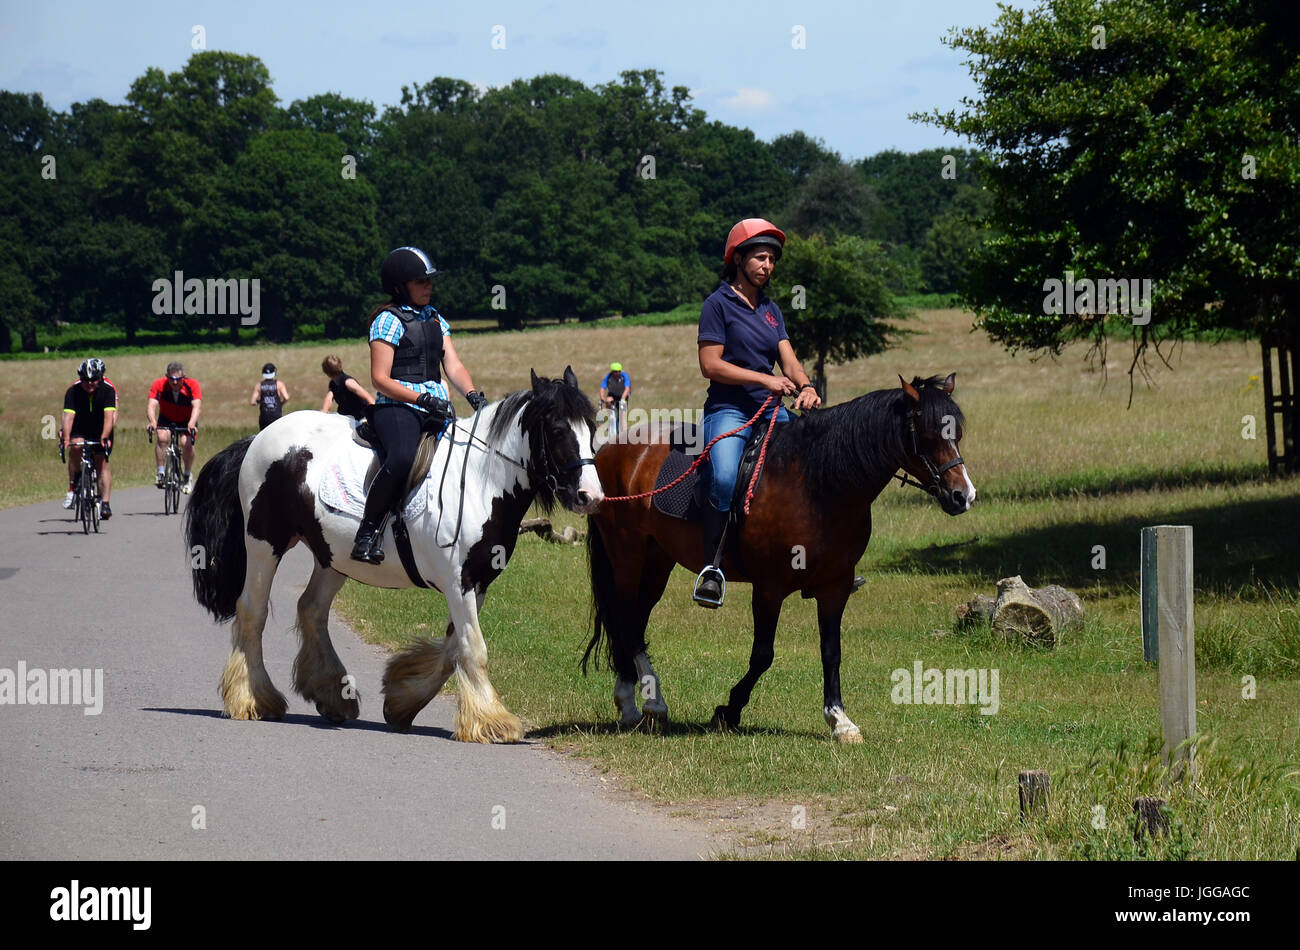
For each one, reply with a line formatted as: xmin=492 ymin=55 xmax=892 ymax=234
xmin=919 ymin=185 xmax=994 ymax=293
xmin=769 ymin=130 xmax=840 ymax=186
xmin=780 ymin=161 xmax=883 ymax=241
xmin=776 ymin=234 xmax=908 ymax=401
xmin=916 ymin=0 xmax=1300 ymax=433
xmin=186 ymin=130 xmax=383 ymax=342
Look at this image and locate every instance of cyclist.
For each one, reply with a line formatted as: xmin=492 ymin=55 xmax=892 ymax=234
xmin=146 ymin=361 xmax=202 ymax=493
xmin=320 ymin=354 xmax=375 ymax=420
xmin=249 ymin=362 xmax=290 ymax=430
xmin=599 ymin=362 xmax=630 ymax=432
xmin=61 ymin=358 xmax=117 ymax=518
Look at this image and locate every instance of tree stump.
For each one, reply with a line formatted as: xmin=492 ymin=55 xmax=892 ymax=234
xmin=991 ymin=576 xmax=1083 ymax=648
xmin=518 ymin=517 xmax=585 ymax=545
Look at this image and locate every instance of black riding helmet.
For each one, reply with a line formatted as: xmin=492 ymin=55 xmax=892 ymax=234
xmin=78 ymin=358 xmax=105 ymax=382
xmin=380 ymin=246 xmax=438 ymax=304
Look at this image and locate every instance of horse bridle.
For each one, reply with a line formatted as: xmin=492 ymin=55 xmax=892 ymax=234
xmin=895 ymin=405 xmax=965 ymax=497
xmin=536 ymin=422 xmax=596 ymax=504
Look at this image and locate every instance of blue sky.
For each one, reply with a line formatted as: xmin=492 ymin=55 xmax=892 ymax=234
xmin=1 ymin=0 xmax=1034 ymax=161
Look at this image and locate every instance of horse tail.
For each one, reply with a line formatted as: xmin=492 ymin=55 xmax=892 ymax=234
xmin=582 ymin=520 xmax=617 ymax=675
xmin=184 ymin=436 xmax=254 ymax=623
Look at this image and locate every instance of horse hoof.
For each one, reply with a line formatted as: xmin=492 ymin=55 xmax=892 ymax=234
xmin=637 ymin=711 xmax=668 ymax=735
xmin=834 ymin=727 xmax=864 ymax=745
xmin=383 ymin=699 xmax=415 ymax=733
xmin=314 ymin=700 xmax=346 ymax=725
xmin=709 ymin=706 xmax=737 ymax=733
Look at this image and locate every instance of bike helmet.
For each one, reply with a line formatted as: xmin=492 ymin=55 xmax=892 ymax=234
xmin=724 ymin=218 xmax=785 ymax=263
xmin=380 ymin=246 xmax=438 ymax=301
xmin=610 ymin=362 xmax=622 ymax=372
xmin=78 ymin=358 xmax=106 ymax=383
xmin=262 ymin=362 xmax=276 ymax=379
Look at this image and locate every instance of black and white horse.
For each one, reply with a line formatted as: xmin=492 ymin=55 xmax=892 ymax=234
xmin=185 ymin=368 xmax=602 ymax=743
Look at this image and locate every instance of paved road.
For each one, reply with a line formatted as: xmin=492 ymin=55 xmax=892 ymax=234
xmin=0 ymin=486 xmax=717 ymax=859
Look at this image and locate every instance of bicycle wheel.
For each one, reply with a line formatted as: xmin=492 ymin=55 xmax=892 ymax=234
xmin=90 ymin=478 xmax=100 ymax=533
xmin=166 ymin=452 xmax=181 ymax=514
xmin=80 ymin=467 xmax=93 ymax=534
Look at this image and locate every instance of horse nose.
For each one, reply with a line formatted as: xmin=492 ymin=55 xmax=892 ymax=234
xmin=578 ymin=489 xmax=601 ymax=511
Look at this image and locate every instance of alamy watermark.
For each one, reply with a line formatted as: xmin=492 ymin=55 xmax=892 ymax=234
xmin=1042 ymin=270 xmax=1151 ymax=326
xmin=152 ymin=271 xmax=260 ymax=325
xmin=890 ymin=660 xmax=999 ymax=715
xmin=0 ymin=662 xmax=103 ymax=715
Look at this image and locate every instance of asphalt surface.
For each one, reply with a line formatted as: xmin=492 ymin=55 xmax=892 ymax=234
xmin=0 ymin=485 xmax=717 ymax=859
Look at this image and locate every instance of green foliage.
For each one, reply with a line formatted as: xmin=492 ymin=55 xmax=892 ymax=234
xmin=1 ymin=53 xmax=994 ymax=348
xmin=776 ymin=233 xmax=907 ymax=399
xmin=916 ymin=0 xmax=1300 ymax=361
xmin=186 ymin=130 xmax=383 ymax=342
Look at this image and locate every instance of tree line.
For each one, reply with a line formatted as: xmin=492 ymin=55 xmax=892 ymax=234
xmin=0 ymin=53 xmax=986 ymax=353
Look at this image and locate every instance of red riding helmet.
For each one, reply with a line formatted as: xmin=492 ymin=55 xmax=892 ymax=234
xmin=723 ymin=218 xmax=786 ymax=264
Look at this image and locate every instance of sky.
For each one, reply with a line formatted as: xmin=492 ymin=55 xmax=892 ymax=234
xmin=1 ymin=0 xmax=1036 ymax=161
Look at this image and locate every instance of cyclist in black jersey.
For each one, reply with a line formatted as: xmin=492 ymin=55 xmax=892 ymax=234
xmin=249 ymin=362 xmax=290 ymax=430
xmin=61 ymin=358 xmax=116 ymax=518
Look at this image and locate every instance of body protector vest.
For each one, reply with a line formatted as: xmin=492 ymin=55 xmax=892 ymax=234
xmin=259 ymin=380 xmax=282 ymax=422
xmin=388 ymin=307 xmax=444 ymax=385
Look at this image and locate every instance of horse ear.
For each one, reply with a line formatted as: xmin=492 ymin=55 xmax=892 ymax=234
xmin=942 ymin=372 xmax=956 ymax=394
xmin=900 ymin=374 xmax=921 ymax=403
xmin=563 ymin=365 xmax=579 ymax=389
xmin=531 ymin=369 xmax=542 ymax=392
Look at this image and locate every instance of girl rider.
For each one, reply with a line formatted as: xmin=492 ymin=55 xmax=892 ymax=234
xmin=693 ymin=218 xmax=821 ymax=607
xmin=350 ymin=246 xmax=489 ymax=564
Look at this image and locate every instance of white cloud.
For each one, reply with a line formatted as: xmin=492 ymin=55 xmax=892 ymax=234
xmin=722 ymin=87 xmax=774 ymax=111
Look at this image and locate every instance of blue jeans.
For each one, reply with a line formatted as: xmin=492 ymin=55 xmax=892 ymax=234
xmin=701 ymin=403 xmax=791 ymax=512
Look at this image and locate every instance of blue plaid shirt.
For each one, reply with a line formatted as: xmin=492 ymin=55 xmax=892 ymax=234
xmin=369 ymin=305 xmax=452 ymax=412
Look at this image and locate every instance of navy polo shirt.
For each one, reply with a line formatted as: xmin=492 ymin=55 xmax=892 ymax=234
xmin=698 ymin=282 xmax=789 ymax=413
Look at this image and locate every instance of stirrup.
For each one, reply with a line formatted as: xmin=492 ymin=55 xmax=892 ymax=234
xmin=692 ymin=566 xmax=725 ymax=608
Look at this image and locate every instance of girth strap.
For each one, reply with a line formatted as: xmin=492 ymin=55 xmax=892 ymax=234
xmin=391 ymin=512 xmax=435 ymax=590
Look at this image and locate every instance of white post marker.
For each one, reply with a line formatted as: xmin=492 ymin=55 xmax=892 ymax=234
xmin=1140 ymin=525 xmax=1197 ymax=779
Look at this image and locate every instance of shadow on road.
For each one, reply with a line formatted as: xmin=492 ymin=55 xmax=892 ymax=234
xmin=142 ymin=706 xmax=455 ymax=739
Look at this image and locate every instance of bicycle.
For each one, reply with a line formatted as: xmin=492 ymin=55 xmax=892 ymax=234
xmin=605 ymin=396 xmax=628 ymax=441
xmin=61 ymin=439 xmax=105 ymax=534
xmin=149 ymin=423 xmax=192 ymax=515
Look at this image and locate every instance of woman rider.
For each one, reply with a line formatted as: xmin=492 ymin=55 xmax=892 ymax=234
xmin=351 ymin=246 xmax=489 ymax=564
xmin=694 ymin=218 xmax=822 ymax=607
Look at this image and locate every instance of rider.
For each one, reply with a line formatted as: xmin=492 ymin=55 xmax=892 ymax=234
xmin=693 ymin=218 xmax=821 ymax=608
xmin=250 ymin=362 xmax=290 ymax=430
xmin=320 ymin=354 xmax=375 ymax=420
xmin=599 ymin=362 xmax=630 ymax=434
xmin=146 ymin=361 xmax=202 ymax=493
xmin=61 ymin=358 xmax=117 ymax=518
xmin=350 ymin=246 xmax=489 ymax=564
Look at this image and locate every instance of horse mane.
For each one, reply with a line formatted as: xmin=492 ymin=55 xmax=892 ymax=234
xmin=487 ymin=377 xmax=597 ymax=513
xmin=765 ymin=376 xmax=965 ymax=500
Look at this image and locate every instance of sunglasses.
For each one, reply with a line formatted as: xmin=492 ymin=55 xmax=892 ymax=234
xmin=168 ymin=376 xmax=184 ymax=383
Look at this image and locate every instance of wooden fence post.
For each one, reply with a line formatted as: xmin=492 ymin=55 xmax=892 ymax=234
xmin=1140 ymin=525 xmax=1197 ymax=780
xmin=1018 ymin=770 xmax=1050 ymax=821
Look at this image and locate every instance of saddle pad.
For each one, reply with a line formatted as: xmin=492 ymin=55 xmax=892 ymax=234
xmin=318 ymin=437 xmax=429 ymax=521
xmin=651 ymin=450 xmax=700 ymax=520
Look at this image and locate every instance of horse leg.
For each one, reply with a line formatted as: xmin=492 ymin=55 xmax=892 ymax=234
xmin=817 ymin=591 xmax=862 ymax=744
xmin=710 ymin=589 xmax=782 ymax=732
xmin=220 ymin=542 xmax=288 ymax=720
xmin=291 ymin=564 xmax=358 ymax=724
xmin=446 ymin=592 xmax=523 ymax=743
xmin=382 ymin=621 xmax=456 ymax=732
xmin=632 ymin=548 xmax=675 ymax=732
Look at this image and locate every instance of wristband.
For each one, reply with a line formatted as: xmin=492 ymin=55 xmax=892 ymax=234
xmin=799 ymin=383 xmax=817 ymax=393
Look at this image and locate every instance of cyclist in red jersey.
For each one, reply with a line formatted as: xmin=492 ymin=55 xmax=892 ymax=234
xmin=146 ymin=360 xmax=203 ymax=493
xmin=61 ymin=358 xmax=117 ymax=518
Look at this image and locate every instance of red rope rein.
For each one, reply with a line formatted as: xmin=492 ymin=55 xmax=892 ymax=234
xmin=601 ymin=394 xmax=778 ymax=504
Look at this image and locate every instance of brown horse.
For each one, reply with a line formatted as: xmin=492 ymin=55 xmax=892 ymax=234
xmin=584 ymin=373 xmax=975 ymax=743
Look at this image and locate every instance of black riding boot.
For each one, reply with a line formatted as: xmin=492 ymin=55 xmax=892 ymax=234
xmin=351 ymin=467 xmax=403 ymax=564
xmin=692 ymin=502 xmax=730 ymax=608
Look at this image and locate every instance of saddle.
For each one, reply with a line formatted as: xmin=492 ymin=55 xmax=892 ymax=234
xmin=651 ymin=415 xmax=780 ymax=527
xmin=353 ymin=412 xmax=445 ymax=503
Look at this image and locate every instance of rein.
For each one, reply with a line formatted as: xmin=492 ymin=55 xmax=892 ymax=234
xmin=601 ymin=394 xmax=779 ymax=505
xmin=432 ymin=400 xmax=597 ymax=547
